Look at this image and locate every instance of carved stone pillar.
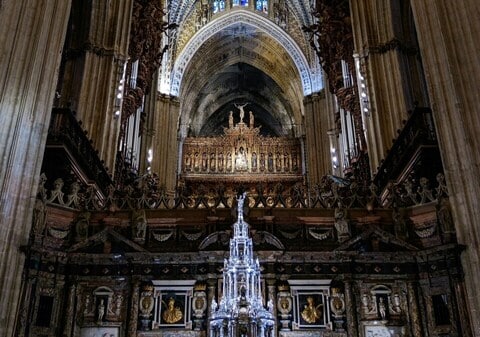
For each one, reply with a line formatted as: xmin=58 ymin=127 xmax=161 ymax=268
xmin=58 ymin=0 xmax=133 ymax=171
xmin=0 ymin=1 xmax=71 ymax=336
xmin=406 ymin=282 xmax=422 ymax=337
xmin=16 ymin=277 xmax=37 ymax=337
xmin=128 ymin=281 xmax=140 ymax=337
xmin=145 ymin=94 xmax=180 ymax=193
xmin=304 ymin=92 xmax=332 ymax=184
xmin=349 ymin=0 xmax=427 ymax=171
xmin=344 ymin=281 xmax=358 ymax=337
xmin=409 ymin=2 xmax=480 ymax=335
xmin=192 ymin=284 xmax=208 ymax=330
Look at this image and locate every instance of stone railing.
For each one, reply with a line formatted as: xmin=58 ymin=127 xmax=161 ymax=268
xmin=36 ymin=172 xmax=448 ymax=211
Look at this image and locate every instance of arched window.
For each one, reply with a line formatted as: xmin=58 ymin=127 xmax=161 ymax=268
xmin=232 ymin=0 xmax=248 ymax=7
xmin=256 ymin=0 xmax=268 ymax=13
xmin=213 ymin=0 xmax=225 ymax=13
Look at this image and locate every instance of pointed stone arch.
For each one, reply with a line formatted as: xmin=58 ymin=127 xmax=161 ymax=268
xmin=169 ymin=10 xmax=317 ymax=96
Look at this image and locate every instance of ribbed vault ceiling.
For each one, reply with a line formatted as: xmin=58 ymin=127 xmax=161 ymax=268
xmin=180 ymin=23 xmax=303 ymax=137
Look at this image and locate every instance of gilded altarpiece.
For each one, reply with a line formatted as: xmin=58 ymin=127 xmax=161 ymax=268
xmin=181 ymin=117 xmax=303 ymax=193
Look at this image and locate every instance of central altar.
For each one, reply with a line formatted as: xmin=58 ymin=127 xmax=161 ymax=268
xmin=180 ymin=107 xmax=303 ymax=185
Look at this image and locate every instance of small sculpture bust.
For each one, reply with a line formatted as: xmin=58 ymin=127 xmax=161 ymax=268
xmin=301 ymin=296 xmax=322 ymax=323
xmin=162 ymin=297 xmax=183 ymax=324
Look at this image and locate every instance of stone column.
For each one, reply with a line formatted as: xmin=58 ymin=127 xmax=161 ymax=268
xmin=148 ymin=94 xmax=180 ymax=193
xmin=349 ymin=0 xmax=427 ymax=172
xmin=344 ymin=281 xmax=358 ymax=337
xmin=303 ymin=91 xmax=332 ymax=185
xmin=0 ymin=1 xmax=71 ymax=336
xmin=16 ymin=276 xmax=37 ymax=337
xmin=406 ymin=282 xmax=423 ymax=337
xmin=58 ymin=0 xmax=133 ymax=171
xmin=409 ymin=1 xmax=480 ymax=335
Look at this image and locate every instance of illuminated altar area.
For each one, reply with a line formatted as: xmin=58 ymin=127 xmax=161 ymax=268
xmin=181 ymin=106 xmax=303 ymax=184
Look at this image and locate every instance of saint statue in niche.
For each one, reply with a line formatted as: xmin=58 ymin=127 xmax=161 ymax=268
xmin=378 ymin=296 xmax=387 ymax=320
xmin=210 ymin=152 xmax=216 ymax=171
xmin=202 ymin=152 xmax=208 ymax=171
xmin=97 ymin=299 xmax=105 ymax=322
xmin=235 ymin=147 xmax=248 ymax=171
xmin=268 ymin=153 xmax=274 ymax=172
xmin=226 ymin=152 xmax=232 ymax=171
xmin=218 ymin=152 xmax=224 ymax=171
xmin=185 ymin=153 xmax=192 ymax=171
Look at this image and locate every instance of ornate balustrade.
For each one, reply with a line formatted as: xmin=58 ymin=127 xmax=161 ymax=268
xmin=46 ymin=108 xmax=112 ymax=194
xmin=37 ymin=171 xmax=448 ymax=211
xmin=373 ymin=107 xmax=440 ymax=193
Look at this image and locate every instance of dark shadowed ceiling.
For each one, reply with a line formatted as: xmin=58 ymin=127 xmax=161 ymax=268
xmin=178 ymin=22 xmax=303 ymax=138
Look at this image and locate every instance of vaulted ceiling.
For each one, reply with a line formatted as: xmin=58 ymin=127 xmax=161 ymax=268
xmin=165 ymin=3 xmax=322 ymax=138
xmin=180 ymin=23 xmax=301 ymax=137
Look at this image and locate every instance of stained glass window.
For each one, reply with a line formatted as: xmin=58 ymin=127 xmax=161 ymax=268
xmin=232 ymin=0 xmax=248 ymax=7
xmin=213 ymin=0 xmax=225 ymax=13
xmin=256 ymin=0 xmax=268 ymax=13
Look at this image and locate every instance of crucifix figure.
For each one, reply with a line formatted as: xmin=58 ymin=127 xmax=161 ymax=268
xmin=234 ymin=103 xmax=249 ymax=123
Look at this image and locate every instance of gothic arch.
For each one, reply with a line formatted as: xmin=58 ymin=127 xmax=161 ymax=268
xmin=170 ymin=9 xmax=316 ymax=97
